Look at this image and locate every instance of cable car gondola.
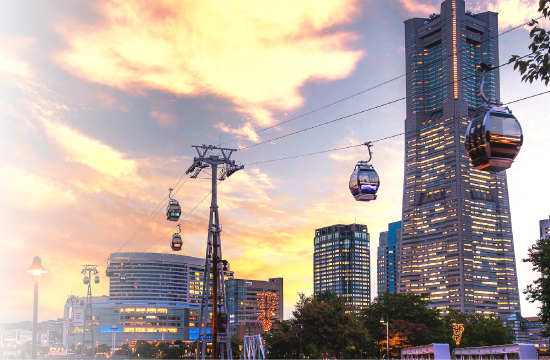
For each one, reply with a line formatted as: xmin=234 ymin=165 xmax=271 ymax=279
xmin=166 ymin=188 xmax=181 ymax=222
xmin=94 ymin=275 xmax=100 ymax=284
xmin=83 ymin=276 xmax=89 ymax=285
xmin=465 ymin=63 xmax=523 ymax=172
xmin=119 ymin=272 xmax=127 ymax=282
xmin=105 ymin=263 xmax=115 ymax=277
xmin=349 ymin=142 xmax=380 ymax=202
xmin=171 ymin=224 xmax=183 ymax=251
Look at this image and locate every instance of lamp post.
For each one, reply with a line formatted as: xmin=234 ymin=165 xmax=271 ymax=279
xmin=380 ymin=314 xmax=389 ymax=359
xmin=26 ymin=256 xmax=47 ymax=360
xmin=296 ymin=323 xmax=304 ymax=359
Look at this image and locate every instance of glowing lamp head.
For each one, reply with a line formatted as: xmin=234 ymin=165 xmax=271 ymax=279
xmin=380 ymin=316 xmax=385 ymax=323
xmin=26 ymin=256 xmax=47 ymax=280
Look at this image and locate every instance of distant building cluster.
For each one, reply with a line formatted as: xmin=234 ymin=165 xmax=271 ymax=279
xmin=64 ymin=253 xmax=282 ymax=352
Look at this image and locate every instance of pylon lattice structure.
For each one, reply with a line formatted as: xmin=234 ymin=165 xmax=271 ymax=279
xmin=81 ymin=265 xmax=99 ymax=358
xmin=187 ymin=145 xmax=243 ymax=360
xmin=65 ymin=295 xmax=79 ymax=355
xmin=257 ymin=292 xmax=278 ymax=332
xmin=241 ymin=334 xmax=265 ymax=360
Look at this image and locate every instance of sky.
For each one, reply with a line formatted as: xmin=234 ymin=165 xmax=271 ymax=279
xmin=0 ymin=0 xmax=549 ymax=323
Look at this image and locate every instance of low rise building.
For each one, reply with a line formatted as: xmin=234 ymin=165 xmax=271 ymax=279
xmin=506 ymin=312 xmax=550 ymax=356
xmin=226 ymin=277 xmax=283 ymax=340
xmin=63 ymin=252 xmax=233 ymax=352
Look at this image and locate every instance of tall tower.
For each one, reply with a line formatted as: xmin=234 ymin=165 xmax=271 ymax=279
xmin=377 ymin=221 xmax=402 ymax=294
xmin=399 ymin=0 xmax=520 ymax=317
xmin=313 ymin=223 xmax=370 ymax=311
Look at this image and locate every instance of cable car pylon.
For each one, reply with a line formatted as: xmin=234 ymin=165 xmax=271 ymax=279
xmin=80 ymin=265 xmax=99 ymax=358
xmin=185 ymin=145 xmax=243 ymax=360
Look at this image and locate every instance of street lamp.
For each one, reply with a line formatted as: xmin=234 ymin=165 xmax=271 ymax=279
xmin=26 ymin=256 xmax=47 ymax=360
xmin=380 ymin=314 xmax=389 ymax=359
xmin=296 ymin=323 xmax=304 ymax=359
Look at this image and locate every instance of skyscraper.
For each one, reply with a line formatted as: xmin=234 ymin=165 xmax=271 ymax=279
xmin=377 ymin=221 xmax=402 ymax=294
xmin=313 ymin=223 xmax=370 ymax=310
xmin=540 ymin=216 xmax=550 ymax=238
xmin=399 ymin=0 xmax=520 ymax=317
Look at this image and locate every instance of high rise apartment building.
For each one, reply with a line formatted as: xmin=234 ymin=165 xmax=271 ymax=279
xmin=377 ymin=221 xmax=402 ymax=294
xmin=540 ymin=216 xmax=550 ymax=238
xmin=225 ymin=277 xmax=283 ymax=340
xmin=314 ymin=223 xmax=370 ymax=311
xmin=400 ymin=0 xmax=520 ymax=317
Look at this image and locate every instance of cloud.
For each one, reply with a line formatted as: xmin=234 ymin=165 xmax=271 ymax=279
xmin=40 ymin=117 xmax=138 ymax=178
xmin=397 ymin=0 xmax=438 ymax=15
xmin=150 ymin=110 xmax=177 ymax=128
xmin=0 ymin=167 xmax=76 ymax=209
xmin=54 ymin=0 xmax=364 ymax=128
xmin=0 ymin=37 xmax=35 ymax=79
xmin=215 ymin=122 xmax=260 ymax=143
xmin=467 ymin=0 xmax=549 ymax=29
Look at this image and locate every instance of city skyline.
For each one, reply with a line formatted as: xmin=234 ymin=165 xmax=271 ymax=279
xmin=1 ymin=0 xmax=549 ymax=324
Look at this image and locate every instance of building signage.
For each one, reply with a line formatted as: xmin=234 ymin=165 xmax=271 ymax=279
xmin=245 ymin=281 xmax=252 ymax=286
xmin=73 ymin=307 xmax=85 ymax=327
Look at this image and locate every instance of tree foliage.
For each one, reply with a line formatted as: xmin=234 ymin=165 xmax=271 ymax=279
xmin=510 ymin=0 xmax=550 ymax=85
xmin=264 ymin=291 xmax=369 ymax=359
xmin=441 ymin=310 xmax=515 ymax=349
xmin=523 ymin=236 xmax=550 ymax=336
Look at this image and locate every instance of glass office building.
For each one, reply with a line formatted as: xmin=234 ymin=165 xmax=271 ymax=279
xmin=314 ymin=223 xmax=370 ymax=311
xmin=377 ymin=221 xmax=402 ymax=294
xmin=400 ymin=0 xmax=520 ymax=317
xmin=225 ymin=277 xmax=283 ymax=340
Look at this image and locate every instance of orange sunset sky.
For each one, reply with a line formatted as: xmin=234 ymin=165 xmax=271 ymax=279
xmin=1 ymin=0 xmax=549 ymax=323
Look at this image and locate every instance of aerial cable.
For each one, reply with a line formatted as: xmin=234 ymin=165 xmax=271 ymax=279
xmin=221 ymin=15 xmax=543 ymax=147
xmin=244 ymin=133 xmax=404 ymax=166
xmin=103 ymin=87 xmax=550 ymax=263
xmin=85 ymin=173 xmax=192 ymax=276
xmin=504 ymin=90 xmax=550 ymax=105
xmin=238 ymin=52 xmax=533 ymax=152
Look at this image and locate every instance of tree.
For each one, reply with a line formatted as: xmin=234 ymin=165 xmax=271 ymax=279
xmin=523 ymin=236 xmax=550 ymax=336
xmin=135 ymin=340 xmax=156 ymax=357
xmin=97 ymin=343 xmax=111 ymax=354
xmin=441 ymin=310 xmax=515 ymax=349
xmin=230 ymin=336 xmax=242 ymax=359
xmin=115 ymin=343 xmax=130 ymax=356
xmin=264 ymin=319 xmax=305 ymax=359
xmin=359 ymin=292 xmax=445 ymax=358
xmin=510 ymin=0 xmax=550 ymax=85
xmin=293 ymin=291 xmax=369 ymax=358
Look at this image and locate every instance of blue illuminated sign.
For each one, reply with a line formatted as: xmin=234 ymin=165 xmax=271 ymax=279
xmin=99 ymin=327 xmax=123 ymax=333
xmin=245 ymin=281 xmax=252 ymax=285
xmin=360 ymin=184 xmax=378 ymax=191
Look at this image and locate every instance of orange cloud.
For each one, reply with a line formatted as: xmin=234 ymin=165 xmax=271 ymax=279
xmin=54 ymin=0 xmax=364 ymax=129
xmin=468 ymin=0 xmax=550 ymax=29
xmin=41 ymin=118 xmax=138 ymax=178
xmin=0 ymin=33 xmax=36 ymax=77
xmin=397 ymin=0 xmax=438 ymax=15
xmin=0 ymin=167 xmax=76 ymax=210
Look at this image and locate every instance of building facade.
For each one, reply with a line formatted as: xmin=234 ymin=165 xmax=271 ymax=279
xmin=400 ymin=0 xmax=520 ymax=317
xmin=225 ymin=278 xmax=283 ymax=340
xmin=63 ymin=252 xmax=233 ymax=352
xmin=540 ymin=216 xmax=550 ymax=238
xmin=506 ymin=313 xmax=550 ymax=356
xmin=377 ymin=221 xmax=402 ymax=294
xmin=314 ymin=223 xmax=370 ymax=311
